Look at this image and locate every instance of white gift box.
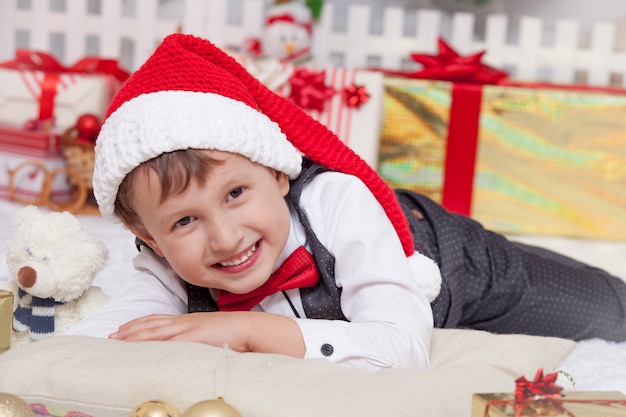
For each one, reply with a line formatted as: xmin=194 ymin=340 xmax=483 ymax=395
xmin=0 ymin=68 xmax=118 ymax=132
xmin=0 ymin=51 xmax=128 ymax=132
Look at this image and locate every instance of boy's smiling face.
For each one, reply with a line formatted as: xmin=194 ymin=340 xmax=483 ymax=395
xmin=129 ymin=150 xmax=292 ymax=294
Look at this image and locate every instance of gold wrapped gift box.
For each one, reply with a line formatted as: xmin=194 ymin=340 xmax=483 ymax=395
xmin=1 ymin=290 xmax=12 ymax=352
xmin=379 ymin=77 xmax=626 ymax=240
xmin=472 ymin=391 xmax=626 ymax=417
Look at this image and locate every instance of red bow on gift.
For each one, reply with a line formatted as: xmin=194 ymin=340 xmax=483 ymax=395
xmin=0 ymin=49 xmax=130 ymax=82
xmin=288 ymin=68 xmax=336 ymax=112
xmin=384 ymin=37 xmax=508 ymax=85
xmin=515 ymin=368 xmax=564 ymax=400
xmin=342 ymin=84 xmax=370 ymax=108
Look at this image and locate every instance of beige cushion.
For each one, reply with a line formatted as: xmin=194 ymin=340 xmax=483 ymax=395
xmin=0 ymin=329 xmax=575 ymax=417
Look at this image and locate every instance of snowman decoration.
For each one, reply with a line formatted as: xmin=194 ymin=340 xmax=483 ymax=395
xmin=253 ymin=0 xmax=315 ymax=64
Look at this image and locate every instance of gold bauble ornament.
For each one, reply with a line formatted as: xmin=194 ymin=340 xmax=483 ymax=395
xmin=0 ymin=392 xmax=35 ymax=417
xmin=182 ymin=398 xmax=242 ymax=417
xmin=129 ymin=400 xmax=182 ymax=417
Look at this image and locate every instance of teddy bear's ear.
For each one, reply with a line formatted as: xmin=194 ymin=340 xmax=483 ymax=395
xmin=84 ymin=238 xmax=109 ymax=275
xmin=72 ymin=232 xmax=109 ymax=280
xmin=12 ymin=205 xmax=42 ymax=228
xmin=6 ymin=205 xmax=40 ymax=250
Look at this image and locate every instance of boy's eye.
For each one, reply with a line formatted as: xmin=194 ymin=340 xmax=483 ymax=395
xmin=175 ymin=216 xmax=194 ymax=227
xmin=228 ymin=187 xmax=243 ymax=200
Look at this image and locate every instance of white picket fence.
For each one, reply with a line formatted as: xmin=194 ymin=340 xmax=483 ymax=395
xmin=1 ymin=0 xmax=625 ymax=87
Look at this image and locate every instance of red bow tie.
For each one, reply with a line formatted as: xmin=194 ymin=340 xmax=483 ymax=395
xmin=217 ymin=246 xmax=319 ymax=311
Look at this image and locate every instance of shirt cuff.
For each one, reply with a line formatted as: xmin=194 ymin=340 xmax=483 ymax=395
xmin=294 ymin=317 xmax=430 ymax=371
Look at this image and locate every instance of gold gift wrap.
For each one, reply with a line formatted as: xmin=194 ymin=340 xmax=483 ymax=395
xmin=0 ymin=290 xmax=13 ymax=352
xmin=379 ymin=77 xmax=626 ymax=240
xmin=472 ymin=391 xmax=626 ymax=417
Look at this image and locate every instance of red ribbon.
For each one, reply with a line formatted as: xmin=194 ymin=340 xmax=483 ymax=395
xmin=378 ymin=38 xmax=509 ymax=216
xmin=1 ymin=50 xmax=130 ymax=82
xmin=217 ymin=246 xmax=319 ymax=311
xmin=441 ymin=83 xmax=482 ymax=215
xmin=0 ymin=50 xmax=130 ymax=123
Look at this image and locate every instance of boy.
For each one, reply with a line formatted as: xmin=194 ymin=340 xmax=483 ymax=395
xmin=68 ymin=33 xmax=626 ymax=371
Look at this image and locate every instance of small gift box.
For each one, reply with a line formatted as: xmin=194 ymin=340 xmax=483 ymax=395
xmin=1 ymin=290 xmax=13 ymax=352
xmin=378 ymin=38 xmax=626 ymax=240
xmin=472 ymin=369 xmax=626 ymax=416
xmin=474 ymin=391 xmax=626 ymax=417
xmin=0 ymin=50 xmax=129 ymax=132
xmin=243 ymin=58 xmax=384 ymax=168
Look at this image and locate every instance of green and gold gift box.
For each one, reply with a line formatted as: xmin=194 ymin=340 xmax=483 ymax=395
xmin=1 ymin=290 xmax=12 ymax=352
xmin=378 ymin=41 xmax=626 ymax=241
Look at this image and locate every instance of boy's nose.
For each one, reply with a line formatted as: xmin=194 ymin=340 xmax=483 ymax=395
xmin=207 ymin=218 xmax=242 ymax=253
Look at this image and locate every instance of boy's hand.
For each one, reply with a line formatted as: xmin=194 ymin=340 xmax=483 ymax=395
xmin=108 ymin=312 xmax=305 ymax=358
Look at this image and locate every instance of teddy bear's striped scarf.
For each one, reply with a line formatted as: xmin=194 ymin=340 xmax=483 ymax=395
xmin=13 ymin=288 xmax=64 ymax=341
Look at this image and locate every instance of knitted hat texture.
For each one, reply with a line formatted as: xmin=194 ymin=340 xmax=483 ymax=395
xmin=93 ymin=33 xmax=415 ymax=258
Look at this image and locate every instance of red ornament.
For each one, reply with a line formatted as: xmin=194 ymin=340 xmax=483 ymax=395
xmin=288 ymin=68 xmax=335 ymax=112
xmin=73 ymin=114 xmax=101 ymax=144
xmin=342 ymin=84 xmax=370 ymax=108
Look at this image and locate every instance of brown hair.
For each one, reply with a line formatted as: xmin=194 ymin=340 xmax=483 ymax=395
xmin=114 ymin=149 xmax=224 ymax=226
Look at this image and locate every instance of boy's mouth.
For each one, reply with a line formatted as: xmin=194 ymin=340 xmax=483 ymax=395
xmin=216 ymin=241 xmax=260 ymax=267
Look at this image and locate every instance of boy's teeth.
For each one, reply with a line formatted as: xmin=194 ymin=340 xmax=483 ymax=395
xmin=220 ymin=244 xmax=257 ymax=267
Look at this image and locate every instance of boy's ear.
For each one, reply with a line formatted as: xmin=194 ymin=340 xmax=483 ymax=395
xmin=276 ymin=171 xmax=290 ymax=196
xmin=131 ymin=224 xmax=164 ymax=257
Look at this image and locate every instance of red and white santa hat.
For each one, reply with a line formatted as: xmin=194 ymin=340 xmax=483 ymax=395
xmin=93 ymin=33 xmax=417 ymax=262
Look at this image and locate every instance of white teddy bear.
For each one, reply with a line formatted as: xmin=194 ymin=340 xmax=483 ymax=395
xmin=1 ymin=205 xmax=109 ymax=346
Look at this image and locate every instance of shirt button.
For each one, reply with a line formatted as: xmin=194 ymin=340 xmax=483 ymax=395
xmin=320 ymin=343 xmax=334 ymax=356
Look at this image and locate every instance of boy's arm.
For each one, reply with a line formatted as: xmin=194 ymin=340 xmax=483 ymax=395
xmin=245 ymin=312 xmax=306 ymax=357
xmin=109 ymin=311 xmax=306 ymax=358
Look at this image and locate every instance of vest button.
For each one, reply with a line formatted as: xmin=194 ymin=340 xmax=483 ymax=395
xmin=320 ymin=343 xmax=334 ymax=356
